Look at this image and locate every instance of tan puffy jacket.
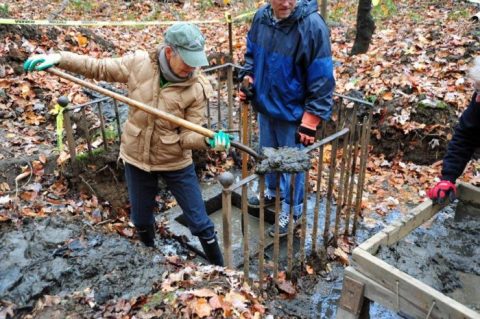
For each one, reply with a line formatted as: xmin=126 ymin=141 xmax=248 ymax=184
xmin=58 ymin=47 xmax=212 ymax=172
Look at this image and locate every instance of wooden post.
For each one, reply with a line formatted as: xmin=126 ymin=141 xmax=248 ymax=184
xmin=219 ymin=172 xmax=234 ymax=269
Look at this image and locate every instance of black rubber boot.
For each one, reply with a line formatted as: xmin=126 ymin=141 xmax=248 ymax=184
xmin=136 ymin=224 xmax=155 ymax=247
xmin=199 ymin=236 xmax=224 ymax=266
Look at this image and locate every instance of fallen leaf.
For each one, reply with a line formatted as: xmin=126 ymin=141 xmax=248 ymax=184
xmin=277 ymin=280 xmax=296 ymax=296
xmin=334 ymin=247 xmax=350 ymax=266
xmin=190 ymin=297 xmax=212 ymax=318
xmin=209 ymin=294 xmax=223 ymax=310
xmin=189 ymin=288 xmax=217 ymax=298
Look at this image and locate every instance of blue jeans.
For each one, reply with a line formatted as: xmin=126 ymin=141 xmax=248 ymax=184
xmin=124 ymin=163 xmax=215 ymax=239
xmin=258 ymin=113 xmax=305 ymax=216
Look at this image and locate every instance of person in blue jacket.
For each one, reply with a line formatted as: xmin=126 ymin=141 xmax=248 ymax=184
xmin=428 ymin=58 xmax=480 ymax=203
xmin=239 ymin=0 xmax=335 ymax=237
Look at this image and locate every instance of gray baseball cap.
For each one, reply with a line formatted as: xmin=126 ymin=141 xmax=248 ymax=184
xmin=165 ymin=23 xmax=209 ymax=67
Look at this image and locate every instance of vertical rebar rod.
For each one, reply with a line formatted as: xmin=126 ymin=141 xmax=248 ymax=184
xmin=333 ymin=129 xmax=349 ymax=245
xmin=299 ymin=170 xmax=309 ymax=263
xmin=312 ymin=126 xmax=325 ymax=252
xmin=227 ymin=66 xmax=234 ymax=130
xmin=323 ymin=131 xmax=338 ymax=246
xmin=342 ymin=108 xmax=357 ymax=236
xmin=273 ymin=173 xmax=281 ymax=281
xmin=352 ymin=112 xmax=373 ymax=235
xmin=227 ymin=13 xmax=233 ymax=59
xmin=287 ymin=174 xmax=296 ymax=277
xmin=217 ymin=70 xmax=222 ymax=130
xmin=242 ymin=183 xmax=249 ymax=281
xmin=258 ymin=175 xmax=265 ymax=288
xmin=207 ymin=99 xmax=211 ymax=130
xmin=97 ymin=102 xmax=108 ymax=151
xmin=344 ymin=123 xmax=362 ymax=237
xmin=222 ymin=188 xmax=233 ymax=269
xmin=81 ymin=107 xmax=93 ymax=156
xmin=112 ymin=99 xmax=122 ymax=143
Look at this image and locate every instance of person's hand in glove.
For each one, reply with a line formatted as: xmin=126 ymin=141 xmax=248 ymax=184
xmin=296 ymin=112 xmax=321 ymax=146
xmin=239 ymin=75 xmax=254 ymax=102
xmin=427 ymin=180 xmax=456 ymax=204
xmin=206 ymin=131 xmax=231 ymax=152
xmin=24 ymin=53 xmax=61 ymax=72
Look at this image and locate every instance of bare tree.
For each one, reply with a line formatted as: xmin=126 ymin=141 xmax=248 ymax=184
xmin=350 ymin=0 xmax=376 ymax=55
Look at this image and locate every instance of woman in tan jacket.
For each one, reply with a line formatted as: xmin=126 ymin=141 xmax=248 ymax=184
xmin=24 ymin=23 xmax=229 ymax=266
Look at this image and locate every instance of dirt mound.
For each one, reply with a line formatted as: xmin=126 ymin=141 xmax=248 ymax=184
xmin=0 ymin=215 xmax=189 ymax=314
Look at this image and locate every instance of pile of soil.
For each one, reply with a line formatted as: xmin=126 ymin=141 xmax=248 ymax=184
xmin=0 ymin=214 xmax=190 ymax=316
xmin=377 ymin=203 xmax=480 ymax=311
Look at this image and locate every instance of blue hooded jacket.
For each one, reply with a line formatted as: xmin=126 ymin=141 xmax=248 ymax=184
xmin=240 ymin=0 xmax=335 ymax=122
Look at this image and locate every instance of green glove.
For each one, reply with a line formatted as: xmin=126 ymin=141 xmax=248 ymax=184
xmin=206 ymin=131 xmax=231 ymax=152
xmin=24 ymin=53 xmax=61 ymax=72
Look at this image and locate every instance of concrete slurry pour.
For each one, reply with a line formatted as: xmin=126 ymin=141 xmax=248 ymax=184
xmin=377 ymin=203 xmax=480 ymax=312
xmin=0 ymin=215 xmax=187 ymax=313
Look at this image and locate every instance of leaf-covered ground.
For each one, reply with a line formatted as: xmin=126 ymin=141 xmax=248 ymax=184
xmin=1 ymin=0 xmax=480 ymax=317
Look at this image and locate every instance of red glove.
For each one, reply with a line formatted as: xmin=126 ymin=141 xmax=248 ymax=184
xmin=427 ymin=180 xmax=456 ymax=204
xmin=297 ymin=112 xmax=321 ymax=146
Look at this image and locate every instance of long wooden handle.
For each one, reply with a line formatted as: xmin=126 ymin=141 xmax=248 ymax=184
xmin=47 ymin=67 xmax=260 ymax=159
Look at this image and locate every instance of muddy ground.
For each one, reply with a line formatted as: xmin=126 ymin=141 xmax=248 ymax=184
xmin=377 ymin=203 xmax=480 ymax=312
xmin=0 ymin=214 xmax=192 ymax=317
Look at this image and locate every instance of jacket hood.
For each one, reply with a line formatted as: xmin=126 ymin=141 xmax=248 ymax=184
xmin=261 ymin=0 xmax=319 ymax=26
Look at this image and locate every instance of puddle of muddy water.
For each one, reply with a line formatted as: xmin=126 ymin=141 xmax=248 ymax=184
xmin=0 ymin=215 xmax=188 ymax=314
xmin=377 ymin=202 xmax=480 ymax=312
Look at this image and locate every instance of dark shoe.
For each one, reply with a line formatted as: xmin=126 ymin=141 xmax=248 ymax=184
xmin=268 ymin=213 xmax=301 ymax=238
xmin=248 ymin=195 xmax=277 ymax=208
xmin=136 ymin=224 xmax=155 ymax=247
xmin=199 ymin=236 xmax=224 ymax=266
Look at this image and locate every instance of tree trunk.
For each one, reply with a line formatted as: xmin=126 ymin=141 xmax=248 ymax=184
xmin=321 ymin=0 xmax=328 ymax=20
xmin=350 ymin=0 xmax=375 ymax=55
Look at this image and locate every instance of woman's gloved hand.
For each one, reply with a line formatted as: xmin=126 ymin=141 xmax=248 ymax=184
xmin=206 ymin=131 xmax=231 ymax=152
xmin=24 ymin=53 xmax=61 ymax=72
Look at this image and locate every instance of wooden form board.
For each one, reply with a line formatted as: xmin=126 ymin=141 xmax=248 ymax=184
xmin=352 ymin=248 xmax=480 ymax=318
xmin=358 ymin=182 xmax=480 ymax=254
xmin=350 ymin=183 xmax=480 ymax=318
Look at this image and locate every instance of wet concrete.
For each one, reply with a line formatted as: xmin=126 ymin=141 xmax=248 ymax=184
xmin=0 ymin=215 xmax=187 ymax=312
xmin=246 ymin=196 xmax=403 ymax=318
xmin=377 ymin=203 xmax=480 ymax=312
xmin=255 ymin=147 xmax=312 ymax=174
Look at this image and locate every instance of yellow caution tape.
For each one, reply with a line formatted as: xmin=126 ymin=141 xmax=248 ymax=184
xmin=232 ymin=11 xmax=256 ymax=21
xmin=0 ymin=11 xmax=255 ymax=27
xmin=49 ymin=103 xmax=65 ymax=151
